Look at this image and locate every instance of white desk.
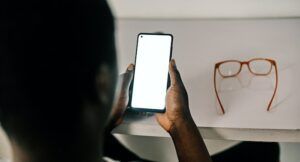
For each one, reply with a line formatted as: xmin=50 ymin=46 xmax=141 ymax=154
xmin=114 ymin=18 xmax=300 ymax=142
xmin=113 ymin=113 xmax=300 ymax=142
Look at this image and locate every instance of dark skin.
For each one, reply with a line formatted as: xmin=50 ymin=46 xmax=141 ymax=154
xmin=110 ymin=60 xmax=212 ymax=162
xmin=1 ymin=60 xmax=211 ymax=162
xmin=1 ymin=0 xmax=211 ymax=160
xmin=107 ymin=64 xmax=134 ymax=131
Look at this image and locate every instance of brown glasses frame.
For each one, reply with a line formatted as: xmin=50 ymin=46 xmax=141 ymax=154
xmin=213 ymin=58 xmax=278 ymax=114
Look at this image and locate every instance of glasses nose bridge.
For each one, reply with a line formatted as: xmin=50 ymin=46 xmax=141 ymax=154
xmin=240 ymin=61 xmax=248 ymax=65
xmin=240 ymin=61 xmax=248 ymax=68
xmin=240 ymin=61 xmax=250 ymax=71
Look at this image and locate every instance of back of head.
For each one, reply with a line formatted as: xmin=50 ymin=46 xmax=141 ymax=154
xmin=0 ymin=0 xmax=117 ymax=161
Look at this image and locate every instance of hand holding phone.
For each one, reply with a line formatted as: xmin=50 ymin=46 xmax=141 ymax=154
xmin=107 ymin=64 xmax=134 ymax=131
xmin=156 ymin=60 xmax=193 ymax=132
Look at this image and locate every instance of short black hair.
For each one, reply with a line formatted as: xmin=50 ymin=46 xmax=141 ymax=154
xmin=0 ymin=0 xmax=116 ymax=160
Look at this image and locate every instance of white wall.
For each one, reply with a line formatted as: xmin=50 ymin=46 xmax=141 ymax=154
xmin=108 ymin=0 xmax=300 ymax=19
xmin=280 ymin=143 xmax=300 ymax=162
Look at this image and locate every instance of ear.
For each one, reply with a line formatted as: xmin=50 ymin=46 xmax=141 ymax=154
xmin=95 ymin=63 xmax=118 ymax=109
xmin=81 ymin=64 xmax=118 ymax=133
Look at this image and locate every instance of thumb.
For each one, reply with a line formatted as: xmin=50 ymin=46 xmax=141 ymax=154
xmin=155 ymin=113 xmax=172 ymax=132
xmin=122 ymin=64 xmax=134 ymax=90
xmin=169 ymin=59 xmax=183 ymax=86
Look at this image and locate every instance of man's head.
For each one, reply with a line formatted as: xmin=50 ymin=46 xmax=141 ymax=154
xmin=0 ymin=0 xmax=116 ymax=161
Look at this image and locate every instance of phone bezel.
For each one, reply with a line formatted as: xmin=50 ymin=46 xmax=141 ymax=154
xmin=128 ymin=33 xmax=173 ymax=113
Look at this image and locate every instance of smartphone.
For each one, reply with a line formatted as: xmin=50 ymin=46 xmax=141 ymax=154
xmin=129 ymin=33 xmax=173 ymax=112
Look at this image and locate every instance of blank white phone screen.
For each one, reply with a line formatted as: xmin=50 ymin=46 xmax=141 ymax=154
xmin=131 ymin=34 xmax=172 ymax=110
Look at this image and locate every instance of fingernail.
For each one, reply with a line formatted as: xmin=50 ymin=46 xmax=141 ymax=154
xmin=172 ymin=59 xmax=177 ymax=69
xmin=127 ymin=64 xmax=134 ymax=71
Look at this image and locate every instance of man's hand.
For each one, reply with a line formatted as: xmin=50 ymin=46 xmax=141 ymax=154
xmin=156 ymin=59 xmax=212 ymax=162
xmin=156 ymin=59 xmax=193 ymax=132
xmin=107 ymin=64 xmax=134 ymax=131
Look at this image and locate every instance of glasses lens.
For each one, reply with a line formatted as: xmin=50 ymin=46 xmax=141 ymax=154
xmin=218 ymin=61 xmax=241 ymax=77
xmin=249 ymin=59 xmax=272 ymax=75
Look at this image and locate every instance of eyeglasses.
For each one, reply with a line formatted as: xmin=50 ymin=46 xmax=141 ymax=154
xmin=214 ymin=58 xmax=278 ymax=114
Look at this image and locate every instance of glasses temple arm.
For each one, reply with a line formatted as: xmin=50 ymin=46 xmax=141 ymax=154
xmin=214 ymin=67 xmax=225 ymax=114
xmin=267 ymin=63 xmax=279 ymax=111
